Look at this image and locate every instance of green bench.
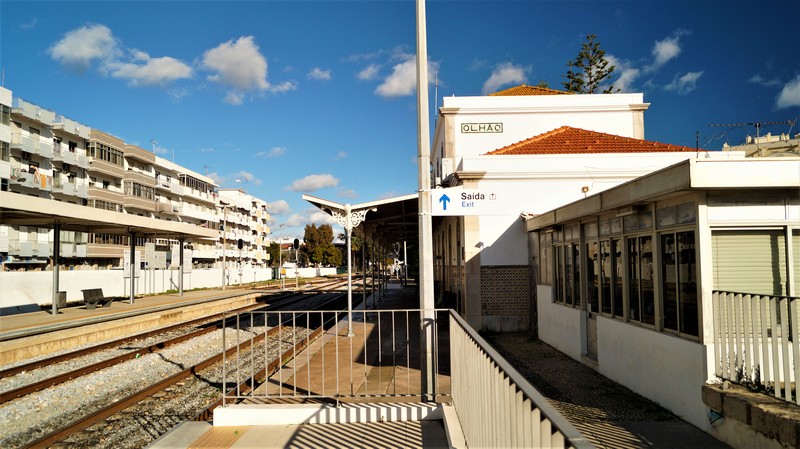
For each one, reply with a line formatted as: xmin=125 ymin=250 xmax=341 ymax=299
xmin=81 ymin=288 xmax=115 ymax=310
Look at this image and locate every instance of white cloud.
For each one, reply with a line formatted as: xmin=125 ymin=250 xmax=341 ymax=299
xmin=206 ymin=171 xmax=222 ymax=185
xmin=232 ymin=170 xmax=261 ymax=186
xmin=224 ymin=91 xmax=244 ymax=105
xmin=376 ymin=56 xmax=417 ymax=97
xmin=749 ymin=74 xmax=782 ymax=87
xmin=198 ymin=147 xmax=215 ymax=153
xmin=664 ymin=71 xmax=704 ymax=94
xmin=266 ymin=200 xmax=291 ymax=215
xmin=358 ymin=64 xmax=380 ymax=81
xmin=481 ymin=62 xmax=529 ymax=95
xmin=286 ymin=174 xmax=340 ymax=192
xmin=307 ymin=67 xmax=331 ymax=81
xmin=335 ymin=151 xmax=347 ymax=160
xmin=48 ymin=24 xmax=119 ymax=72
xmin=20 ymin=18 xmax=38 ymax=30
xmin=269 ymin=80 xmax=298 ymax=93
xmin=284 ymin=209 xmax=336 ymax=228
xmin=606 ymin=55 xmax=640 ymax=93
xmin=202 ymin=36 xmax=269 ymax=101
xmin=776 ymin=74 xmax=800 ymax=109
xmin=106 ymin=52 xmax=192 ymax=86
xmin=257 ymin=146 xmax=287 ymax=158
xmin=374 ymin=55 xmax=439 ymax=98
xmin=648 ymin=30 xmax=688 ymax=71
xmin=337 ymin=188 xmax=357 ymax=199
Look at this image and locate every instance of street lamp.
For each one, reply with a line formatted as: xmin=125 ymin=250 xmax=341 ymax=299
xmin=331 ymin=204 xmax=376 ymax=337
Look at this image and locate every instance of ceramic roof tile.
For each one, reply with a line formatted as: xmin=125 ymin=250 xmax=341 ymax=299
xmin=485 ymin=126 xmax=700 ymax=155
xmin=489 ymin=84 xmax=572 ymax=96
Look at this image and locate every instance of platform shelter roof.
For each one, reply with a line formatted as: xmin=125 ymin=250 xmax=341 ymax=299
xmin=302 ymin=193 xmax=419 ymax=246
xmin=0 ymin=191 xmax=218 ymax=241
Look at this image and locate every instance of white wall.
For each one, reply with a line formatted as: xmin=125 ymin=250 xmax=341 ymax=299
xmin=0 ymin=268 xmax=272 ymax=307
xmin=439 ymin=93 xmax=648 ymax=167
xmin=536 ymin=285 xmax=584 ymax=360
xmin=597 ymin=317 xmax=712 ymax=430
xmin=0 ymin=266 xmax=341 ymax=308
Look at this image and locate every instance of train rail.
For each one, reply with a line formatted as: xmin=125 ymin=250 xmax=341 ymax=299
xmin=0 ymin=291 xmax=355 ymax=449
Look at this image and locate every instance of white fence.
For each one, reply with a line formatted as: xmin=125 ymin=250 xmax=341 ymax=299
xmin=449 ymin=312 xmax=592 ymax=449
xmin=712 ymin=290 xmax=799 ymax=404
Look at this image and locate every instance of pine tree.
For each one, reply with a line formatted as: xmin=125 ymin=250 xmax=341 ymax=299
xmin=562 ymin=34 xmax=618 ymax=94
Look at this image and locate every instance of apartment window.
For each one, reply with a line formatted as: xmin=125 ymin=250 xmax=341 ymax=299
xmin=1 ymin=141 xmax=8 ymax=162
xmin=628 ymin=235 xmax=655 ymax=325
xmin=29 ymin=127 xmax=40 ymax=136
xmin=0 ymin=105 xmax=9 ymax=125
xmin=68 ymin=141 xmax=77 ymax=152
xmin=125 ymin=181 xmax=154 ymax=200
xmin=88 ymin=142 xmax=124 ymax=166
xmin=661 ymin=231 xmax=698 ymax=336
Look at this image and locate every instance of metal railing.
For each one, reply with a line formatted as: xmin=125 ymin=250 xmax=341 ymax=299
xmin=712 ymin=290 xmax=799 ymax=404
xmin=221 ymin=308 xmax=592 ymax=448
xmin=222 ymin=309 xmax=450 ymax=403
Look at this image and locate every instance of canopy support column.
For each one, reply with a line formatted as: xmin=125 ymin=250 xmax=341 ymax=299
xmin=51 ymin=222 xmax=61 ymax=315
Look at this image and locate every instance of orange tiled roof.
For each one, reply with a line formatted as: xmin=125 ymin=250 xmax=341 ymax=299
xmin=485 ymin=126 xmax=700 ymax=155
xmin=489 ymin=84 xmax=572 ymax=96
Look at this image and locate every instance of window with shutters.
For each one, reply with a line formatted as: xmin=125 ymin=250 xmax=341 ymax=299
xmin=712 ymin=230 xmax=787 ymax=296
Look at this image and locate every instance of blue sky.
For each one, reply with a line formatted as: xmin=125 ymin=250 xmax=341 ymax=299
xmin=2 ymin=0 xmax=798 ymax=239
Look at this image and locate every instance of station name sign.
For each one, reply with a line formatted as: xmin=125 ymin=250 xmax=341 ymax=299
xmin=461 ymin=122 xmax=503 ymax=133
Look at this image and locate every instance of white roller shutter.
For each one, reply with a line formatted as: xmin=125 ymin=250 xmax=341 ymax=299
xmin=712 ymin=230 xmax=787 ymax=296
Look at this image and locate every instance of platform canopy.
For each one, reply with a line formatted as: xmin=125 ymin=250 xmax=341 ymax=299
xmin=302 ymin=193 xmax=419 ymax=245
xmin=0 ymin=191 xmax=218 ymax=240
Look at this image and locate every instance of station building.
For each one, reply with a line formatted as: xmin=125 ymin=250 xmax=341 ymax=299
xmin=430 ymin=85 xmax=743 ymax=331
xmin=523 ymin=157 xmax=800 ymax=436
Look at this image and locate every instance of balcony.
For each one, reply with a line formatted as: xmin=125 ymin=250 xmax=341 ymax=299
xmin=155 ymin=180 xmax=183 ymax=195
xmin=9 ymin=167 xmax=51 ymax=192
xmin=124 ymin=168 xmax=156 ymax=186
xmin=87 ymin=185 xmax=125 ymax=204
xmin=124 ymin=144 xmax=156 ymax=164
xmin=123 ymin=195 xmax=157 ymax=212
xmin=87 ymin=158 xmax=124 ymax=178
xmin=10 ymin=132 xmax=53 ymax=158
xmin=51 ymin=177 xmax=77 ymax=196
xmin=156 ymin=201 xmax=182 ymax=215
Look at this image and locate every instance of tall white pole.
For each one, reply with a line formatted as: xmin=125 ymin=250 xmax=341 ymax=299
xmin=416 ymin=0 xmax=435 ymax=402
xmin=222 ymin=205 xmax=227 ymax=290
xmin=346 ymin=206 xmax=355 ymax=336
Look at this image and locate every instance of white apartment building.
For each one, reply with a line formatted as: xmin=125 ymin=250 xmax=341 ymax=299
xmin=0 ymin=87 xmax=270 ymax=274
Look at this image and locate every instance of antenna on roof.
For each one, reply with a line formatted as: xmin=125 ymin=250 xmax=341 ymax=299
xmin=705 ymin=120 xmax=797 ymax=150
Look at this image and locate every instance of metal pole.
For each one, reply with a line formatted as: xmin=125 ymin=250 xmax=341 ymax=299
xmin=346 ymin=205 xmax=355 ymax=337
xmin=416 ymin=0 xmax=436 ymax=402
xmin=222 ymin=205 xmax=227 ymax=290
xmin=179 ymin=237 xmax=185 ymax=296
xmin=362 ymin=230 xmax=367 ymax=309
xmin=129 ymin=231 xmax=136 ymax=304
xmin=51 ymin=222 xmax=60 ymax=315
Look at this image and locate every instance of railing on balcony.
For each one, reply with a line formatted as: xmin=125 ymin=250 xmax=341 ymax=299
xmin=10 ymin=167 xmax=51 ymax=191
xmin=712 ymin=290 xmax=799 ymax=405
xmin=221 ymin=308 xmax=590 ymax=449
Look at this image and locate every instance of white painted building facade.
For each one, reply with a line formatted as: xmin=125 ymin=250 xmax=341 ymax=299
xmin=430 ymin=88 xmax=743 ymax=331
xmin=524 ymin=158 xmax=800 ymax=443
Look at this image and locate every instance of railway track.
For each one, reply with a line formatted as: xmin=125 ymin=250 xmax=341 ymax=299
xmin=0 ymin=291 xmax=358 ymax=449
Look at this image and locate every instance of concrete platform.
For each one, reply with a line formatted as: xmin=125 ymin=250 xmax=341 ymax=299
xmin=0 ymin=288 xmax=266 ymax=365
